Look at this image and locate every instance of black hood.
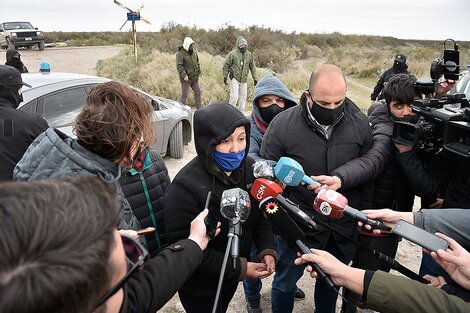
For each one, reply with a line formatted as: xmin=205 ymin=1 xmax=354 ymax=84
xmin=5 ymin=50 xmax=21 ymax=66
xmin=194 ymin=102 xmax=251 ymax=177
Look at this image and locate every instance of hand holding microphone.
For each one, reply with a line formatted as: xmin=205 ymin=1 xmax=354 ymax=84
xmin=313 ymin=189 xmax=391 ymax=231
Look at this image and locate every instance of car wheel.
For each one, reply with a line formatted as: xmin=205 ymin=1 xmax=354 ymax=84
xmin=169 ymin=121 xmax=184 ymax=159
xmin=38 ymin=41 xmax=45 ymax=51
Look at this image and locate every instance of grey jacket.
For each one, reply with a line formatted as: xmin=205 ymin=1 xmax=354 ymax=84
xmin=14 ymin=128 xmax=141 ymax=231
xmin=414 ymin=209 xmax=470 ymax=249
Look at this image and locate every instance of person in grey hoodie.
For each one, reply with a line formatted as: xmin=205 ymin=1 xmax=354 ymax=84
xmin=244 ymin=75 xmax=300 ymax=313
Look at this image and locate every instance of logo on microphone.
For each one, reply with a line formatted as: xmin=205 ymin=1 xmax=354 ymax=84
xmin=319 ymin=202 xmax=332 ymax=216
xmin=284 ymin=170 xmax=295 ymax=183
xmin=264 ymin=201 xmax=278 ymax=214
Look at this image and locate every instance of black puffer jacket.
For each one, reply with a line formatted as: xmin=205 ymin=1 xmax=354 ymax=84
xmin=0 ymin=94 xmax=48 ymax=181
xmin=261 ymin=94 xmax=372 ymax=257
xmin=371 ymin=67 xmax=409 ymax=101
xmin=163 ymin=103 xmax=277 ymax=311
xmin=120 ymin=149 xmax=170 ymax=258
xmin=367 ymin=101 xmax=415 ymax=211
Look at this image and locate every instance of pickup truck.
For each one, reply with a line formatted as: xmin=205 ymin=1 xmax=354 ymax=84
xmin=0 ymin=21 xmax=45 ymax=50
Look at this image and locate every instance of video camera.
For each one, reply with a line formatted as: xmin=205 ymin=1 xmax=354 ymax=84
xmin=392 ymin=39 xmax=470 ymax=157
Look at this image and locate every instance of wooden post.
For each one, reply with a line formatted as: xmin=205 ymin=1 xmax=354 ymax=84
xmin=132 ymin=20 xmax=137 ymax=61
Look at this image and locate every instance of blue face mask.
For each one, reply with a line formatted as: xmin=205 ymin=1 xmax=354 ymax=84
xmin=212 ymin=149 xmax=246 ymax=172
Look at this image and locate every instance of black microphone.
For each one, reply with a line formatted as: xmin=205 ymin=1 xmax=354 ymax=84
xmin=259 ymin=196 xmax=337 ymax=291
xmin=220 ymin=188 xmax=251 ymax=268
xmin=250 ymin=178 xmax=317 ymax=230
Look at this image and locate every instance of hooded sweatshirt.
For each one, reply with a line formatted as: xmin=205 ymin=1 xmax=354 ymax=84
xmin=222 ymin=37 xmax=257 ymax=83
xmin=176 ymin=37 xmax=201 ymax=83
xmin=163 ymin=103 xmax=277 ymax=311
xmin=248 ymin=75 xmax=297 ymax=161
xmin=5 ymin=50 xmax=28 ymax=73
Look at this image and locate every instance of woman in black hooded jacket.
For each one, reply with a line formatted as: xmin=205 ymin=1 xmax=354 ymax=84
xmin=164 ymin=102 xmax=277 ymax=312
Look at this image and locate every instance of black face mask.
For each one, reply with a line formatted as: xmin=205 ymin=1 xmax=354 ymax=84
xmin=309 ymin=100 xmax=344 ymax=126
xmin=188 ymin=47 xmax=193 ymax=55
xmin=239 ymin=47 xmax=246 ymax=53
xmin=392 ymin=62 xmax=407 ymax=73
xmin=259 ymin=104 xmax=284 ymax=124
xmin=390 ymin=113 xmax=420 ymax=124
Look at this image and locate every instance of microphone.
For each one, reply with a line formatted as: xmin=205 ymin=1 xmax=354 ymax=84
xmin=313 ymin=189 xmax=391 ymax=231
xmin=252 ymin=160 xmax=275 ymax=180
xmin=220 ymin=188 xmax=251 ymax=267
xmin=274 ymin=157 xmax=319 ymax=186
xmin=250 ymin=178 xmax=317 ymax=230
xmin=259 ymin=196 xmax=337 ymax=291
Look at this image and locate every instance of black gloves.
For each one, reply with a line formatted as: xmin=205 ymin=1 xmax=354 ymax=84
xmin=224 ymin=77 xmax=228 ymax=85
xmin=254 ymin=80 xmax=258 ymax=86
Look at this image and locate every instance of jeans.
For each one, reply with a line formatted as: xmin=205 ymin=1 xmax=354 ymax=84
xmin=272 ymin=235 xmax=349 ymax=313
xmin=229 ymin=78 xmax=247 ymax=112
xmin=180 ymin=80 xmax=202 ymax=109
xmin=243 ymin=244 xmax=262 ymax=300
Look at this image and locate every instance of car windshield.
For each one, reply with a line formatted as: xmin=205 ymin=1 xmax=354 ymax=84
xmin=3 ymin=22 xmax=34 ymax=30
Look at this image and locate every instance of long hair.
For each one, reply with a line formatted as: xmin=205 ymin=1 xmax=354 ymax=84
xmin=75 ymin=81 xmax=154 ymax=167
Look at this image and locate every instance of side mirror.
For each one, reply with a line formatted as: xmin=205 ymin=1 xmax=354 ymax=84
xmin=151 ymin=99 xmax=160 ymax=111
xmin=35 ymin=27 xmax=38 ymax=30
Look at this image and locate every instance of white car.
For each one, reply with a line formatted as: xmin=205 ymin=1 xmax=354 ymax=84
xmin=19 ymin=72 xmax=192 ymax=158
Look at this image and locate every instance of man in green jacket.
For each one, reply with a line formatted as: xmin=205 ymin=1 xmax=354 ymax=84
xmin=223 ymin=37 xmax=257 ymax=112
xmin=176 ymin=37 xmax=202 ymax=109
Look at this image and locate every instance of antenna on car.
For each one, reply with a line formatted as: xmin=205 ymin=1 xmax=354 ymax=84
xmin=113 ymin=0 xmax=151 ymax=61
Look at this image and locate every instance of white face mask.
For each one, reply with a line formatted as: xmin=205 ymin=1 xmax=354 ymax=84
xmin=18 ymin=87 xmax=23 ymax=95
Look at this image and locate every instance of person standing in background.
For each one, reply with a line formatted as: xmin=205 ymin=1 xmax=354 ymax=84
xmin=223 ymin=37 xmax=257 ymax=113
xmin=176 ymin=37 xmax=202 ymax=110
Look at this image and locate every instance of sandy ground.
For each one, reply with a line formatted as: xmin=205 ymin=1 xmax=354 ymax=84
xmin=10 ymin=46 xmax=423 ymax=313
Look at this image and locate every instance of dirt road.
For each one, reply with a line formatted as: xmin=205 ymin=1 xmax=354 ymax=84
xmin=11 ymin=46 xmax=421 ymax=313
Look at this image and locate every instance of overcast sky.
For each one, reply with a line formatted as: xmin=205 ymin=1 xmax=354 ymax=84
xmin=2 ymin=0 xmax=469 ymax=41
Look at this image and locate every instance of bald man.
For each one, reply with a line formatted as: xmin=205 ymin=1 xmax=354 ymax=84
xmin=261 ymin=64 xmax=374 ymax=313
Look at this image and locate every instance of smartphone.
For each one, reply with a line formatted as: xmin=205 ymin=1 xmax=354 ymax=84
xmin=203 ymin=191 xmax=219 ymax=239
xmin=393 ymin=219 xmax=449 ymax=252
xmin=136 ymin=227 xmax=156 ymax=235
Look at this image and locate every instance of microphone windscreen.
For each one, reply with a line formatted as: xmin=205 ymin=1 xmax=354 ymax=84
xmin=250 ymin=178 xmax=283 ymax=202
xmin=252 ymin=160 xmax=275 ymax=180
xmin=274 ymin=157 xmax=304 ymax=186
xmin=313 ymin=189 xmax=348 ymax=220
xmin=260 ymin=197 xmax=304 ymax=248
xmin=221 ymin=188 xmax=251 ymax=222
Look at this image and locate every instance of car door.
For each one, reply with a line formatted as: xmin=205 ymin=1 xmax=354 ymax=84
xmin=37 ymin=86 xmax=88 ymax=130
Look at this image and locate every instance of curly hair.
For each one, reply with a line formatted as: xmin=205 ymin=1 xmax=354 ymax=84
xmin=75 ymin=81 xmax=154 ymax=167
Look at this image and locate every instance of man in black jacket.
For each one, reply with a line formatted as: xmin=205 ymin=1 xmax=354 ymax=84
xmin=0 ymin=65 xmax=48 ymax=181
xmin=261 ymin=64 xmax=373 ymax=313
xmin=370 ymin=53 xmax=409 ymax=102
xmin=0 ymin=176 xmax=214 ymax=313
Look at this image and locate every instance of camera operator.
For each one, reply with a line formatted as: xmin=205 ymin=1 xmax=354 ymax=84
xmin=392 ymin=74 xmax=470 ymax=278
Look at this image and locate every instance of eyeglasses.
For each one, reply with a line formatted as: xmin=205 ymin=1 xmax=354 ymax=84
xmin=95 ymin=234 xmax=149 ymax=308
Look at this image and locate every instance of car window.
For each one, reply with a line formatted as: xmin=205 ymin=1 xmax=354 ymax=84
xmin=42 ymin=87 xmax=88 ymax=127
xmin=20 ymin=99 xmax=37 ymax=113
xmin=3 ymin=22 xmax=34 ymax=30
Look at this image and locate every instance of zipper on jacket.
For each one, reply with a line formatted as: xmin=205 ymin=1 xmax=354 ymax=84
xmin=139 ymin=172 xmax=162 ymax=252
